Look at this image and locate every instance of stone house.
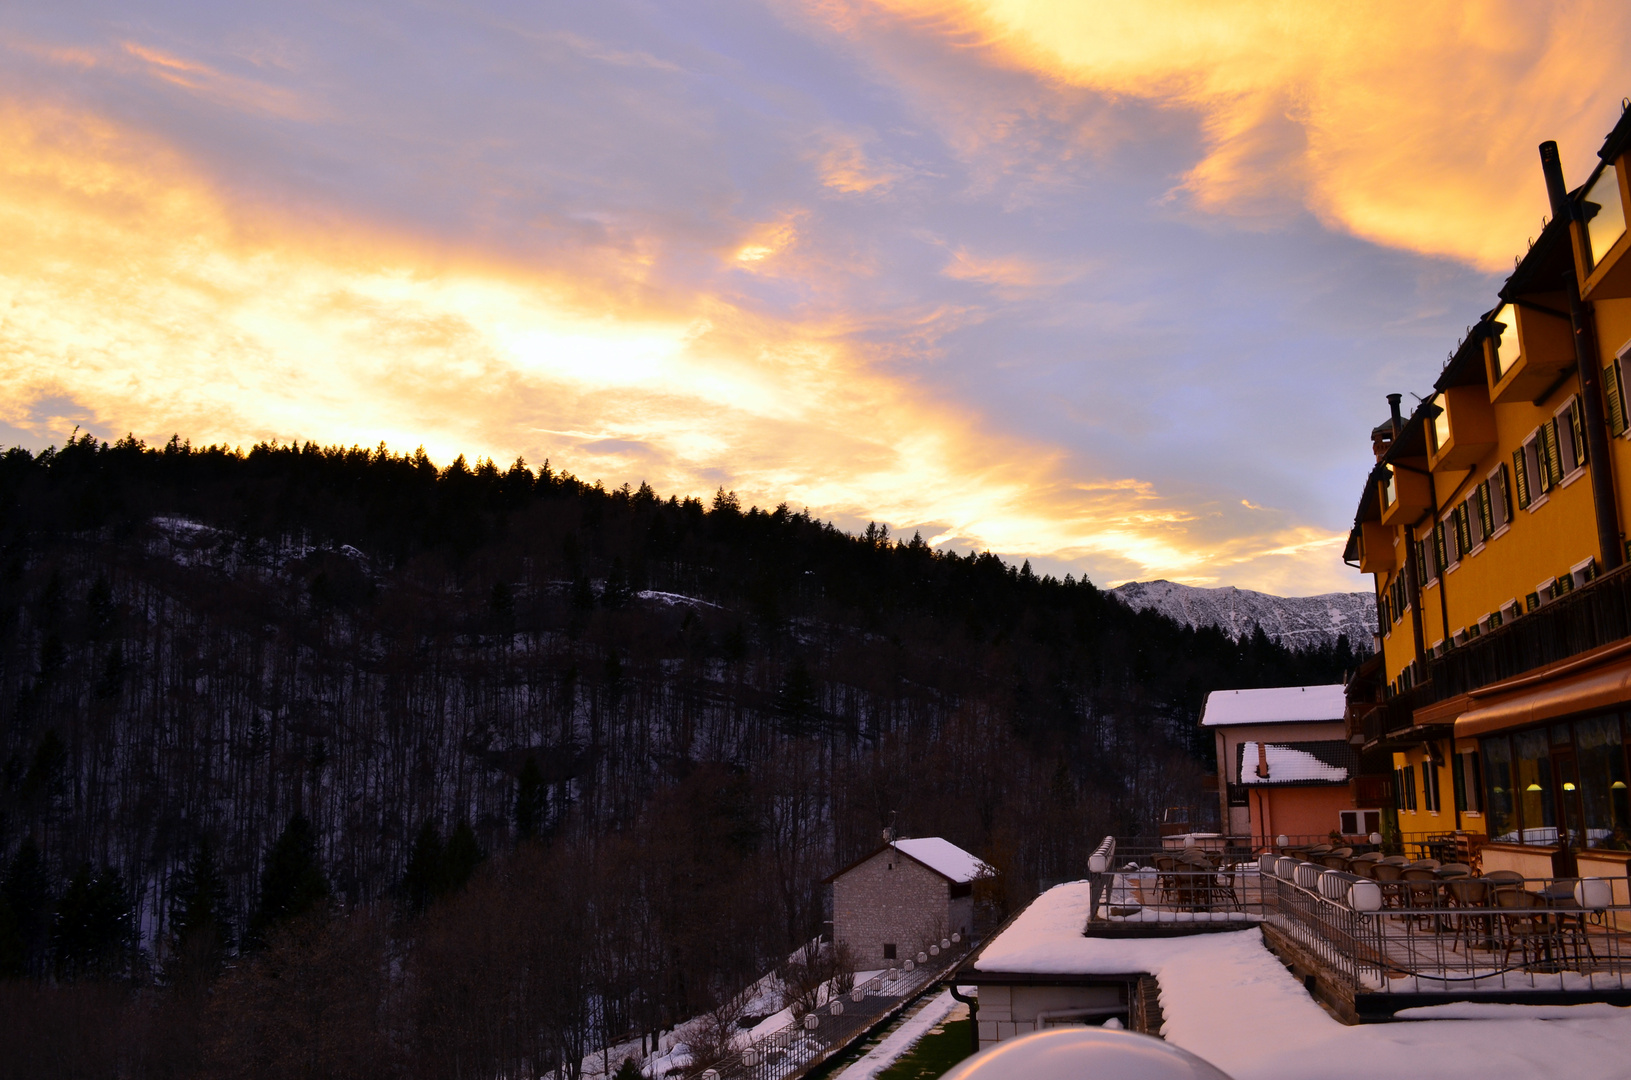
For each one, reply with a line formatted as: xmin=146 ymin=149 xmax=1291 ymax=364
xmin=824 ymin=836 xmax=990 ymax=966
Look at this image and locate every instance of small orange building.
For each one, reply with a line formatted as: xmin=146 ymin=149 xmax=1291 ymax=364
xmin=1203 ymin=685 xmax=1369 ymax=844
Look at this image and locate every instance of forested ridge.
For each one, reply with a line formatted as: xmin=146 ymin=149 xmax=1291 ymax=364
xmin=0 ymin=434 xmax=1361 ymax=1079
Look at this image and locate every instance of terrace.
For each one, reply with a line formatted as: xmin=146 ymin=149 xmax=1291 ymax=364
xmin=1088 ymin=836 xmax=1631 ymax=1020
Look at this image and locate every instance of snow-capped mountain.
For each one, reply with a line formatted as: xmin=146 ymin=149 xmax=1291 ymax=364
xmin=1110 ymin=579 xmax=1376 ymax=650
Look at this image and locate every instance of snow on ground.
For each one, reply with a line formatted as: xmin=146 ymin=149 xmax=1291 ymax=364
xmin=976 ymin=881 xmax=1631 ymax=1080
xmin=636 ymin=589 xmax=722 ymax=609
xmin=830 ymin=990 xmax=960 ymax=1080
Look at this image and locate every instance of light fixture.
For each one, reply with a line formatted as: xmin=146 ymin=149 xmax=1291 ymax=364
xmin=1614 ymin=781 xmax=1628 ymax=790
xmin=1564 ymin=782 xmax=1577 ymax=791
xmin=1526 ymin=783 xmax=1543 ymax=792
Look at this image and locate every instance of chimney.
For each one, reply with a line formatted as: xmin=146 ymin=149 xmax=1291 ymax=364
xmin=1539 ymin=141 xmax=1571 ymax=223
xmin=1387 ymin=393 xmax=1404 ymax=440
xmin=1255 ymin=742 xmax=1270 ymax=780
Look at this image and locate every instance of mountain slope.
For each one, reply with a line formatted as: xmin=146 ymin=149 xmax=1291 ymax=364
xmin=1110 ymin=579 xmax=1376 ymax=650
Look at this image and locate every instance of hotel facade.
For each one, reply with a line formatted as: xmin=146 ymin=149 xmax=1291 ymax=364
xmin=1345 ymin=104 xmax=1631 ymax=884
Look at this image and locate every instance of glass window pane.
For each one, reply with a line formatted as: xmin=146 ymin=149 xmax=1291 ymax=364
xmin=1586 ymin=163 xmax=1627 ymax=270
xmin=1482 ymin=736 xmax=1516 ymax=843
xmin=1514 ymin=729 xmax=1556 ymax=845
xmin=1493 ymin=305 xmax=1522 ymax=377
xmin=1578 ymin=714 xmax=1631 ymax=849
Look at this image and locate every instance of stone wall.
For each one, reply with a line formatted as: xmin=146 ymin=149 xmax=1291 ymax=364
xmin=831 ymin=849 xmax=951 ymax=966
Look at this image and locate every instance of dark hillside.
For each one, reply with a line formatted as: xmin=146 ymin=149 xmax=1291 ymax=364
xmin=0 ymin=435 xmax=1360 ymax=1070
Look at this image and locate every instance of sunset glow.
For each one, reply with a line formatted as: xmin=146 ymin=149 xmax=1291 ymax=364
xmin=3 ymin=3 xmax=1628 ymax=593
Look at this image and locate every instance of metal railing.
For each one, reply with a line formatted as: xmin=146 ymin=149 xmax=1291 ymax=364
xmin=1263 ymin=853 xmax=1631 ymax=995
xmin=703 ymin=936 xmax=972 ymax=1080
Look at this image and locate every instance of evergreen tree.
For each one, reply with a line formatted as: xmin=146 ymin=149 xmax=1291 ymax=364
xmin=2 ymin=838 xmax=52 ymax=976
xmin=443 ymin=820 xmax=484 ymax=893
xmin=402 ymin=819 xmax=445 ymax=914
xmin=776 ymin=659 xmax=821 ymax=737
xmin=601 ymin=559 xmax=633 ymax=608
xmin=613 ymin=1058 xmax=644 ymax=1080
xmin=247 ymin=813 xmax=329 ymax=946
xmin=168 ymin=837 xmax=232 ymax=979
xmin=515 ymin=756 xmax=547 ymax=842
xmin=53 ymin=864 xmax=134 ymax=979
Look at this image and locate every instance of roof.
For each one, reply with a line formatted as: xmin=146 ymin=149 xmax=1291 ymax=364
xmin=1235 ymin=739 xmax=1355 ymax=786
xmin=1199 ymin=684 xmax=1347 ymax=727
xmin=822 ymin=836 xmax=993 ymax=884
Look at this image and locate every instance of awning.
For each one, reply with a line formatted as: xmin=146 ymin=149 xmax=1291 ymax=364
xmin=1455 ymin=652 xmax=1631 ymax=738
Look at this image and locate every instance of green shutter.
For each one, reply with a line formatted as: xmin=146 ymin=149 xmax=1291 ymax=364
xmin=1543 ymin=420 xmax=1563 ymax=487
xmin=1434 ymin=522 xmax=1448 ymax=570
xmin=1607 ymin=361 xmax=1628 ymax=437
xmin=1513 ymin=448 xmax=1531 ymax=508
xmin=1457 ymin=503 xmax=1472 ymax=555
xmin=1478 ymin=481 xmax=1495 ymax=536
xmin=1496 ymin=464 xmax=1513 ymax=527
xmin=1571 ymin=398 xmax=1588 ymax=467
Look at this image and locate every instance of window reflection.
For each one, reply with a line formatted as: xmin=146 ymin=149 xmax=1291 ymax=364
xmin=1482 ymin=735 xmax=1516 ymax=843
xmin=1585 ymin=163 xmax=1627 ymax=272
xmin=1514 ymin=729 xmax=1555 ymax=845
xmin=1577 ymin=714 xmax=1631 ymax=849
xmin=1491 ymin=305 xmax=1522 ymax=379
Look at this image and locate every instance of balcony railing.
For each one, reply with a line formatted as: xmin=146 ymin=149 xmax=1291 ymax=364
xmin=1356 ymin=562 xmax=1631 ymax=736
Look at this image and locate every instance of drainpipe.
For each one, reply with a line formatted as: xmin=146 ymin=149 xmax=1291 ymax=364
xmin=1390 ymin=395 xmax=1428 ymax=679
xmin=947 ymin=984 xmax=979 ymax=1055
xmin=1541 ymin=141 xmax=1623 ymax=571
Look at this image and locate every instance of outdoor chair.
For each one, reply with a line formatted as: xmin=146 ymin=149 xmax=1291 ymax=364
xmin=1406 ymin=858 xmax=1440 ymax=871
xmin=1444 ymin=876 xmax=1492 ymax=953
xmin=1208 ymin=865 xmax=1243 ymax=912
xmin=1379 ymin=855 xmax=1410 ymax=866
xmin=1353 ymin=851 xmax=1383 ymax=863
xmin=1153 ymin=855 xmax=1179 ymax=906
xmin=1370 ymin=860 xmax=1405 ymax=908
xmin=1495 ymin=887 xmax=1564 ymax=970
xmin=1401 ymin=868 xmax=1441 ymax=926
xmin=1321 ymin=854 xmax=1351 ymax=870
xmin=1484 ymin=870 xmax=1524 ymax=887
xmin=1436 ymin=863 xmax=1471 ymax=878
xmin=1329 ymin=847 xmax=1354 ymax=859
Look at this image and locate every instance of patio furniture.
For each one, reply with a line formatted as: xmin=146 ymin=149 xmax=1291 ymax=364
xmin=1321 ymin=854 xmax=1351 ymax=870
xmin=1401 ymin=867 xmax=1441 ymax=925
xmin=1379 ymin=855 xmax=1410 ymax=866
xmin=1495 ymin=888 xmax=1564 ymax=970
xmin=1444 ymin=876 xmax=1493 ymax=952
xmin=1370 ymin=860 xmax=1405 ymax=908
xmin=1436 ymin=863 xmax=1471 ymax=878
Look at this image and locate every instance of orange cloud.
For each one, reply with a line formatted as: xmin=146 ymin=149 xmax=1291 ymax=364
xmin=0 ymin=100 xmax=1356 ymax=594
xmin=850 ymin=0 xmax=1631 ymax=270
xmin=119 ymin=40 xmax=318 ymax=120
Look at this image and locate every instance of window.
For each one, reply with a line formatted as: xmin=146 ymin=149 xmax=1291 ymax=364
xmin=1453 ymin=750 xmax=1481 ymax=813
xmin=1514 ymin=729 xmax=1556 ymax=845
xmin=1430 ymin=393 xmax=1451 ymax=453
xmin=1381 ymin=467 xmax=1396 ymax=508
xmin=1396 ymin=764 xmax=1418 ymax=811
xmin=1487 ymin=465 xmax=1512 ymax=531
xmin=1584 ymin=162 xmax=1627 ymax=272
xmin=1516 ymin=429 xmax=1553 ymax=507
xmin=1490 ymin=304 xmax=1523 ymax=379
xmin=1440 ymin=512 xmax=1461 ymax=567
xmin=1415 ymin=536 xmax=1436 ymax=586
xmin=1339 ymin=810 xmax=1381 ymax=836
xmin=1455 ymin=501 xmax=1475 ymax=555
xmin=1575 ymin=715 xmax=1630 ymax=849
xmin=1475 ymin=481 xmax=1494 ymax=539
xmin=1606 ymin=350 xmax=1629 ymax=437
xmin=1422 ymin=757 xmax=1442 ymax=813
xmin=883 ymin=943 xmax=896 ymax=960
xmin=1554 ymin=397 xmax=1587 ymax=476
xmin=1482 ymin=736 xmax=1516 ymax=842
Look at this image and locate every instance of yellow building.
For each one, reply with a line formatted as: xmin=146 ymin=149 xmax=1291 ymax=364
xmin=1345 ymin=103 xmax=1631 ymax=883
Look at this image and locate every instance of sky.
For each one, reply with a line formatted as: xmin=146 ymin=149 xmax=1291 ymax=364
xmin=1 ymin=1 xmax=1627 ymax=596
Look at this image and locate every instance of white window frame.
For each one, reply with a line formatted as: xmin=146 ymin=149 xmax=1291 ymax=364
xmin=1554 ymin=395 xmax=1587 ymax=486
xmin=1485 ymin=463 xmax=1512 ymax=538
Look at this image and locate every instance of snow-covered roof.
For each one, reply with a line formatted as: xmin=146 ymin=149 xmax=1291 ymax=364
xmin=1236 ymin=740 xmax=1353 ymax=786
xmin=1199 ymin=684 xmax=1346 ymax=727
xmin=890 ymin=837 xmax=993 ymax=884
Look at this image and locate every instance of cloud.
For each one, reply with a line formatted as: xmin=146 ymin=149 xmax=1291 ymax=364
xmin=0 ymin=98 xmax=1358 ymax=594
xmin=849 ymin=0 xmax=1631 ymax=270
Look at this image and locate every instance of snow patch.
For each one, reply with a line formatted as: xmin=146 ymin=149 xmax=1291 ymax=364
xmin=892 ymin=838 xmax=992 ymax=884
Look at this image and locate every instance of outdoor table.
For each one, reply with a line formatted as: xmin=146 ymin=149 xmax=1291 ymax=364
xmin=1540 ymin=882 xmax=1599 ymax=966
